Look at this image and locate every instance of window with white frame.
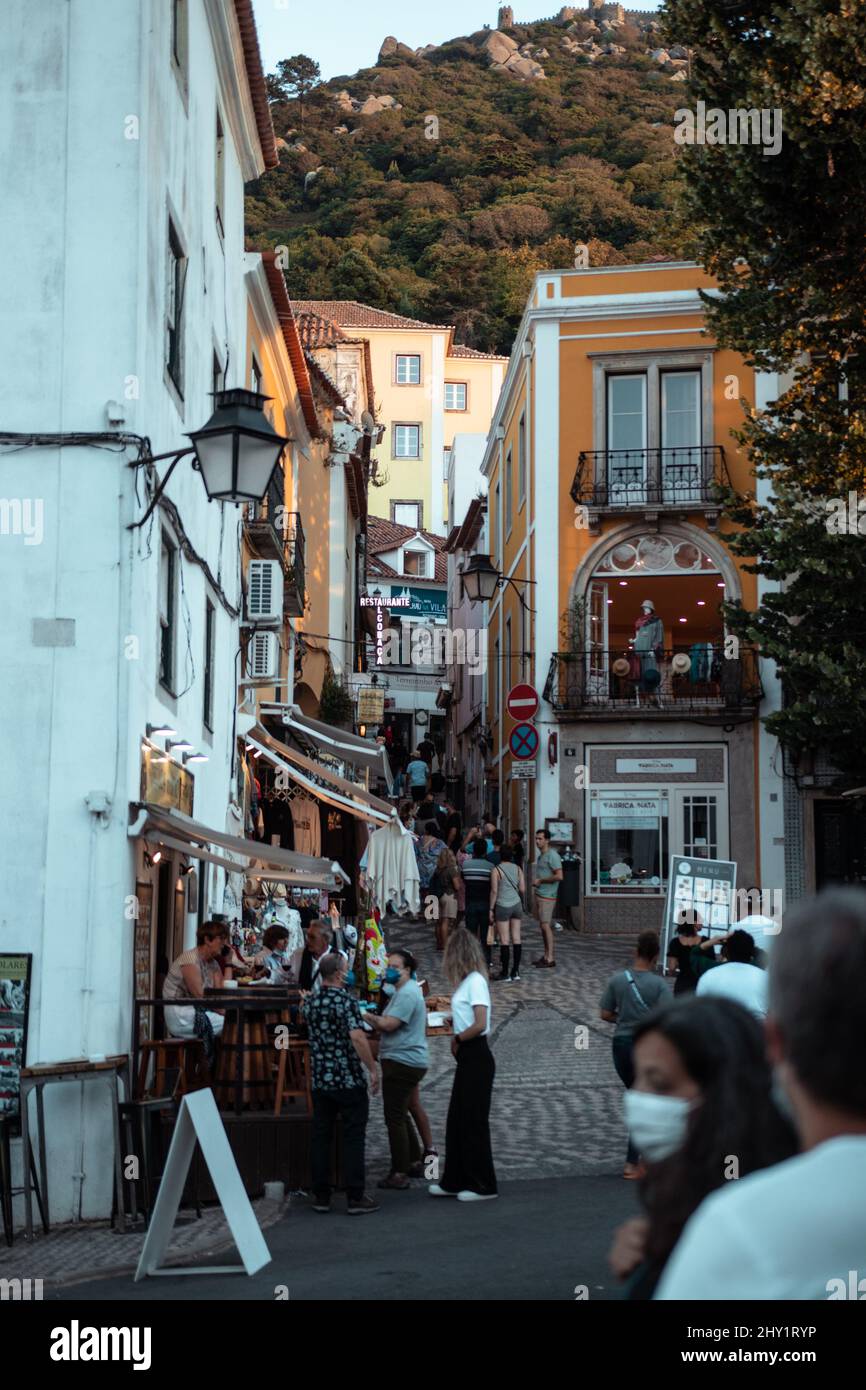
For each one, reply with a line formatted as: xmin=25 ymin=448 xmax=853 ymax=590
xmin=165 ymin=216 xmax=187 ymax=399
xmin=395 ymin=355 xmax=421 ymax=385
xmin=589 ymin=789 xmax=669 ymax=894
xmin=494 ymin=481 xmax=501 ymax=564
xmin=403 ymin=547 xmax=430 ymax=578
xmin=158 ymin=531 xmax=177 ymax=693
xmin=505 ymin=446 xmax=513 ymax=537
xmin=393 ymin=501 xmax=422 ymax=529
xmin=445 ymin=381 xmax=467 ymax=411
xmin=493 ymin=638 xmax=500 ymax=722
xmin=518 ymin=411 xmax=526 ymax=505
xmin=215 ymin=110 xmax=226 ymax=238
xmin=393 ymin=424 xmax=421 ymax=459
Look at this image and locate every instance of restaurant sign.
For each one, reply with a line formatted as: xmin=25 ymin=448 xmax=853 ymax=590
xmin=140 ymin=743 xmax=194 ymax=816
xmin=388 ymin=586 xmax=447 ymax=620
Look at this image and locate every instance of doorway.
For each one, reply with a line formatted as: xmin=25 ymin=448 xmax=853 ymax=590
xmin=815 ymin=799 xmax=866 ymax=889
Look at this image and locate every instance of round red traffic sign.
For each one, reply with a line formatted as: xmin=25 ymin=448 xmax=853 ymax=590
xmin=509 ymin=722 xmax=539 ymax=761
xmin=506 ymin=683 xmax=539 ymax=723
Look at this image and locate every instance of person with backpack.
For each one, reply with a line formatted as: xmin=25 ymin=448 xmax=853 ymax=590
xmin=600 ymin=931 xmax=672 ymax=1179
xmin=488 ymin=847 xmax=525 ymax=982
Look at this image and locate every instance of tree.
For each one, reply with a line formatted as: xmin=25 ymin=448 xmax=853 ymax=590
xmin=267 ymin=55 xmax=321 ymax=127
xmin=663 ymin=0 xmax=866 ymax=780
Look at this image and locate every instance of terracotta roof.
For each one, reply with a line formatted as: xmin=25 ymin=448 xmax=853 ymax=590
xmin=368 ymin=555 xmax=401 ymax=579
xmin=367 ymin=515 xmax=448 ymax=583
xmin=448 ymin=344 xmax=509 ymax=361
xmin=261 ymin=253 xmax=321 ymax=437
xmin=293 ymin=300 xmax=453 ymax=333
xmin=296 ymin=311 xmax=348 ymax=349
xmin=446 ymin=496 xmax=487 ymax=554
xmin=233 ymin=1 xmax=278 ymax=170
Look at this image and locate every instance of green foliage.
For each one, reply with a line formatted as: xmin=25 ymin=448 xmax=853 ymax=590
xmin=664 ymin=0 xmax=866 ymax=779
xmin=319 ymin=669 xmax=355 ymax=727
xmin=247 ymin=21 xmax=687 ymax=351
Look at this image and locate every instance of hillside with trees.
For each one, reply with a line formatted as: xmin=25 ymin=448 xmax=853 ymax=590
xmin=245 ymin=9 xmax=690 ymax=352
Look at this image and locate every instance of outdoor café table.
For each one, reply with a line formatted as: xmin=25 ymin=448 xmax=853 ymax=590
xmin=18 ymin=1054 xmax=131 ymax=1240
xmin=206 ymin=988 xmax=300 ymax=1116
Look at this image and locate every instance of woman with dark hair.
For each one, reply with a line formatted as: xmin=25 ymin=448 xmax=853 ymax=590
xmin=608 ymin=996 xmax=798 ymax=1299
xmin=252 ymin=924 xmax=292 ymax=985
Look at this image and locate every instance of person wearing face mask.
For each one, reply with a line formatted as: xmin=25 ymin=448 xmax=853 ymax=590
xmin=363 ymin=950 xmax=431 ymax=1190
xmin=608 ymin=996 xmax=797 ymax=1300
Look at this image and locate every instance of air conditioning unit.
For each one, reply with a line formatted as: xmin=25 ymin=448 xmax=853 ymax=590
xmin=247 ymin=559 xmax=283 ymax=624
xmin=248 ymin=630 xmax=280 ymax=680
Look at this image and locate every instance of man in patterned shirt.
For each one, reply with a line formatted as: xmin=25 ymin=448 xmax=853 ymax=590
xmin=303 ymin=953 xmax=380 ymax=1214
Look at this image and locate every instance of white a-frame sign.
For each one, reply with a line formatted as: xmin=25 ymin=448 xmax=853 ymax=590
xmin=135 ymin=1087 xmax=272 ymax=1280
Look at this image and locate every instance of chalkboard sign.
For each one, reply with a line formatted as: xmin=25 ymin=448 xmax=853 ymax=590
xmin=0 ymin=954 xmax=33 ymax=1129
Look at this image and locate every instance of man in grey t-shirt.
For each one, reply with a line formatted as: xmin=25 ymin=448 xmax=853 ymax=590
xmin=363 ymin=950 xmax=430 ymax=1186
xmin=600 ymin=931 xmax=671 ymax=1177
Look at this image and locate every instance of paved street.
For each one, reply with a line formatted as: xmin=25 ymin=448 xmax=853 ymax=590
xmin=3 ymin=928 xmax=647 ymax=1297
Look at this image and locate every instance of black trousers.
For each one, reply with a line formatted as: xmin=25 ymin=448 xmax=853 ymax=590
xmin=311 ymin=1086 xmax=368 ymax=1202
xmin=464 ymin=901 xmax=488 ymax=942
xmin=381 ymin=1060 xmax=427 ymax=1174
xmin=611 ymin=1035 xmax=639 ymax=1166
xmin=442 ymin=1036 xmax=497 ymax=1196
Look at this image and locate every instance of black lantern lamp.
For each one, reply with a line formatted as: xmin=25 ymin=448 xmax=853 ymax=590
xmin=130 ymin=389 xmax=289 ymax=528
xmin=461 ymin=554 xmax=502 ymax=604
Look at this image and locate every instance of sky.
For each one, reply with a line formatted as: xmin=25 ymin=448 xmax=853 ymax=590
xmin=251 ymin=1 xmax=662 ymax=82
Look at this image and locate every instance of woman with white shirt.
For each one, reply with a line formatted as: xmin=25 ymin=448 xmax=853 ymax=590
xmin=429 ymin=926 xmax=498 ymax=1202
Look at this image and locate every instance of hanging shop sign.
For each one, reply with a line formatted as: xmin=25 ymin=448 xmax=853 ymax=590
xmin=140 ymin=743 xmax=194 ymax=816
xmin=0 ymin=954 xmax=33 ymax=1124
xmin=391 ymin=586 xmax=447 ymax=620
xmin=357 ymin=687 xmax=385 ymax=724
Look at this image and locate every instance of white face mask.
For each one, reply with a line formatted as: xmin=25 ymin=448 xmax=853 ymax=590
xmin=624 ymin=1090 xmax=692 ymax=1162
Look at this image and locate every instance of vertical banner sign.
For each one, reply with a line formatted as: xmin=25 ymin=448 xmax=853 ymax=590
xmin=661 ymin=855 xmax=737 ymax=965
xmin=0 ymin=954 xmax=33 ymax=1129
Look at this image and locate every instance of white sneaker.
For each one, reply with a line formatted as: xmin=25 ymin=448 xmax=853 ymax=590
xmin=428 ymin=1183 xmax=458 ymax=1197
xmin=457 ymin=1190 xmax=499 ymax=1202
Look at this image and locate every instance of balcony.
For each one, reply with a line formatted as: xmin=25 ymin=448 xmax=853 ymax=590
xmin=244 ymin=463 xmax=287 ymax=566
xmin=543 ymin=647 xmax=762 ymax=722
xmin=283 ymin=512 xmax=305 ymax=618
xmin=570 ymin=447 xmax=732 ymax=526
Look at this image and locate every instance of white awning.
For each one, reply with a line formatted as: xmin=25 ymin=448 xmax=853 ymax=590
xmin=259 ymin=703 xmax=393 ymax=792
xmin=129 ymin=804 xmax=349 ymax=887
xmin=246 ymin=724 xmax=396 ymax=827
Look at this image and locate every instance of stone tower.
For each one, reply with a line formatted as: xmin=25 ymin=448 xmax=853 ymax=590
xmin=498 ymin=5 xmax=514 ymax=28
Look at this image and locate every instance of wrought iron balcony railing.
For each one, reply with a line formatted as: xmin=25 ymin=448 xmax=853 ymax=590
xmin=283 ymin=512 xmax=305 ymax=618
xmin=244 ymin=463 xmax=287 ymax=565
xmin=570 ymin=447 xmax=732 ymax=511
xmin=543 ymin=646 xmax=762 ymax=719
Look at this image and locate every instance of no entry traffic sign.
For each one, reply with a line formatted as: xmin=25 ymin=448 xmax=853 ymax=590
xmin=506 ymin=683 xmax=539 ymax=723
xmin=509 ymin=722 xmax=539 ymax=761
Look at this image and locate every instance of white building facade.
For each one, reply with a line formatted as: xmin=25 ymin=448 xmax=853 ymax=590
xmin=0 ymin=0 xmax=277 ymax=1220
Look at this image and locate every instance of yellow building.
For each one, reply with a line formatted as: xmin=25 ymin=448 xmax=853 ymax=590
xmin=293 ymin=301 xmax=507 ymax=536
xmin=481 ymin=262 xmax=786 ymax=934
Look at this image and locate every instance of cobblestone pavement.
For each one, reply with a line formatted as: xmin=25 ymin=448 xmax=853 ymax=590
xmin=0 ymin=927 xmax=644 ymax=1288
xmin=365 ymin=919 xmax=640 ymax=1182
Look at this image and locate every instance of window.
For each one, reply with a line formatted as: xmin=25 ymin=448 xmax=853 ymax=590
xmin=212 ymin=350 xmax=224 ymax=398
xmin=166 ymin=217 xmax=187 ymax=398
xmin=505 ymin=446 xmax=513 ymax=537
xmin=505 ymin=615 xmax=512 ymax=693
xmin=403 ymin=548 xmax=430 ymax=578
xmin=494 ymin=482 xmax=500 ymax=565
xmin=395 ymin=355 xmax=421 ymax=385
xmin=158 ymin=532 xmax=177 ymax=692
xmin=171 ymin=0 xmax=188 ymax=81
xmin=589 ymin=789 xmax=669 ymax=895
xmin=493 ymin=638 xmax=500 ymax=722
xmin=393 ymin=501 xmax=422 ymax=529
xmin=215 ymin=110 xmax=226 ymax=238
xmin=393 ymin=424 xmax=421 ymax=459
xmin=518 ymin=411 xmax=526 ymax=505
xmin=445 ymin=382 xmax=467 ymax=411
xmin=250 ymin=353 xmax=262 ymax=395
xmin=203 ymin=599 xmax=215 ymax=731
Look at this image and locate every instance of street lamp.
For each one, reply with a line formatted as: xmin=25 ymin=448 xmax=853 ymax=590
xmin=130 ymin=389 xmax=289 ymax=528
xmin=461 ymin=554 xmax=501 ymax=604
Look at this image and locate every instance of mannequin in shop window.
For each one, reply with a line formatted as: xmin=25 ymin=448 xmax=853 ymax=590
xmin=632 ymin=600 xmax=665 ymax=705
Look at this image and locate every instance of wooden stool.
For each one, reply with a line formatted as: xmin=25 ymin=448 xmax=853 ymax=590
xmin=136 ymin=1039 xmax=210 ymax=1101
xmin=274 ymin=1039 xmax=312 ymax=1116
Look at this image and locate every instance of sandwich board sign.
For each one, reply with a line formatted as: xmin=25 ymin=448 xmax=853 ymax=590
xmin=135 ymin=1087 xmax=271 ymax=1280
xmin=660 ymin=855 xmax=737 ymax=965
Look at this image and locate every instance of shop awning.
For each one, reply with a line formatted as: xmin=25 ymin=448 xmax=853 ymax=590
xmin=129 ymin=803 xmax=349 ymax=888
xmin=246 ymin=724 xmax=396 ymax=826
xmin=258 ymin=703 xmax=393 ymax=792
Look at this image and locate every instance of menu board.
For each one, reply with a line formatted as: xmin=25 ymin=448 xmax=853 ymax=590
xmin=134 ymin=882 xmax=154 ymax=1043
xmin=0 ymin=954 xmax=32 ymax=1128
xmin=661 ymin=855 xmax=737 ymax=963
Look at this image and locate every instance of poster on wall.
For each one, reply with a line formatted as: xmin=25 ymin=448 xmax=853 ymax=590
xmin=0 ymin=953 xmax=33 ymax=1127
xmin=660 ymin=855 xmax=737 ymax=964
